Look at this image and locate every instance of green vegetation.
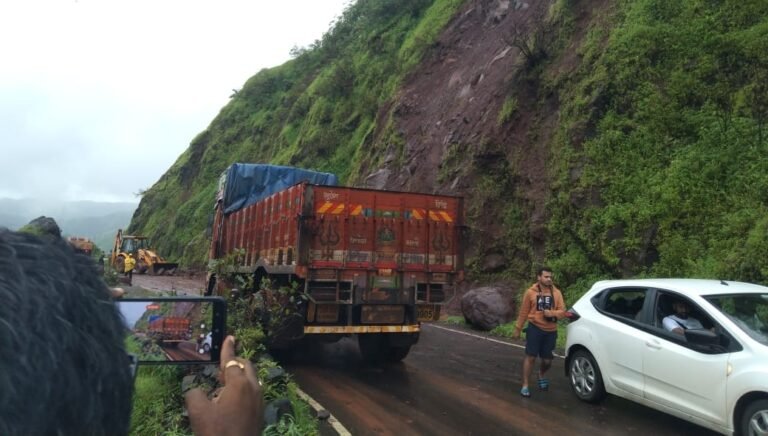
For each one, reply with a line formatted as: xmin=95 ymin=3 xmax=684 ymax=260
xmin=217 ymin=250 xmax=319 ymax=434
xmin=543 ymin=0 xmax=768 ymax=296
xmin=443 ymin=315 xmax=466 ymax=325
xmin=497 ymin=96 xmax=518 ymax=125
xmin=130 ymin=366 xmax=190 ymax=436
xmin=130 ymin=0 xmax=466 ymax=268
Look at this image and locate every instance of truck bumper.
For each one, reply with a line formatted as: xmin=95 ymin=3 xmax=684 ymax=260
xmin=303 ymin=325 xmax=421 ymax=334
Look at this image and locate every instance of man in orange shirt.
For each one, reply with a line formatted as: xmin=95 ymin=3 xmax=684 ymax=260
xmin=512 ymin=267 xmax=567 ymax=397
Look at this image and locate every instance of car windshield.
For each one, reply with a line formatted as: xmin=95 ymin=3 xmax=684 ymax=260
xmin=705 ymin=293 xmax=768 ymax=346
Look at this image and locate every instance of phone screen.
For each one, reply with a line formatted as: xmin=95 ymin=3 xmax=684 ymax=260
xmin=117 ymin=297 xmax=225 ymax=364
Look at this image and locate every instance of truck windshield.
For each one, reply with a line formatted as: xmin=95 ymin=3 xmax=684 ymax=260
xmin=705 ymin=293 xmax=768 ymax=346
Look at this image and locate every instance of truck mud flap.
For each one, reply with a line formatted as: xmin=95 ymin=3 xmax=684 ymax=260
xmin=266 ymin=314 xmax=305 ymax=349
xmin=303 ymin=325 xmax=421 ymax=334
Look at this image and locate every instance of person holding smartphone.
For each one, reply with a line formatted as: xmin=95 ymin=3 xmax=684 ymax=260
xmin=512 ymin=267 xmax=567 ymax=398
xmin=185 ymin=335 xmax=265 ymax=435
xmin=0 ymin=229 xmax=264 ymax=436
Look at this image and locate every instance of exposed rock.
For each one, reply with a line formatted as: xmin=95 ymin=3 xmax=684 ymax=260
xmin=264 ymin=398 xmax=293 ymax=426
xmin=513 ymin=0 xmax=529 ymax=10
xmin=181 ymin=375 xmax=198 ymax=394
xmin=19 ymin=216 xmax=61 ymax=238
xmin=481 ymin=253 xmax=508 ymax=273
xmin=460 ymin=285 xmax=515 ymax=330
xmin=264 ymin=366 xmax=286 ymax=383
xmin=202 ymin=364 xmax=218 ymax=378
xmin=492 ymin=1 xmax=510 ymax=23
xmin=364 ymin=168 xmax=392 ymax=189
xmin=316 ymin=409 xmax=331 ymax=421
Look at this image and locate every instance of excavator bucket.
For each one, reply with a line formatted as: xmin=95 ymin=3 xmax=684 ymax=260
xmin=151 ymin=262 xmax=179 ymax=276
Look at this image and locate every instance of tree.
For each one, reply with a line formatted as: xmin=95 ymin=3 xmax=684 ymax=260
xmin=501 ymin=4 xmax=555 ymax=69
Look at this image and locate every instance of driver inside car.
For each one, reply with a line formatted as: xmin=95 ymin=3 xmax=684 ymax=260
xmin=663 ymin=300 xmax=705 ymax=335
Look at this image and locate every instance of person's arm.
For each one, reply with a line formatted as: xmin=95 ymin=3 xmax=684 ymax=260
xmin=662 ymin=317 xmax=684 ymax=335
xmin=185 ymin=336 xmax=264 ymax=436
xmin=513 ymin=290 xmax=532 ymax=338
xmin=690 ymin=316 xmax=713 ymax=332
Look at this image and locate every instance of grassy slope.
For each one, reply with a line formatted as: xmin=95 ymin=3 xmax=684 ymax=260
xmin=129 ymin=0 xmax=465 ymax=269
xmin=544 ymin=0 xmax=768 ymax=299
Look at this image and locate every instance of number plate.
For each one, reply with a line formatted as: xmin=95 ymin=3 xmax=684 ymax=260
xmin=315 ymin=304 xmax=339 ymax=323
xmin=417 ymin=304 xmax=440 ymax=321
xmin=361 ymin=305 xmax=405 ymax=324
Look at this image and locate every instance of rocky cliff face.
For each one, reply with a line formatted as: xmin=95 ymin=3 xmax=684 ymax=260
xmin=358 ymin=0 xmax=610 ymax=277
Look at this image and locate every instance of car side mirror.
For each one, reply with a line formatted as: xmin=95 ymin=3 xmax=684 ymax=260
xmin=684 ymin=328 xmax=718 ymax=345
xmin=684 ymin=328 xmax=728 ymax=353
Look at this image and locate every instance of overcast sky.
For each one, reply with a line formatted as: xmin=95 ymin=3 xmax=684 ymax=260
xmin=0 ymin=0 xmax=349 ymax=203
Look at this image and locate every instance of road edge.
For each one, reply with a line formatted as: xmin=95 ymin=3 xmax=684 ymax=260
xmin=295 ymin=387 xmax=352 ymax=436
xmin=425 ymin=323 xmax=566 ymax=359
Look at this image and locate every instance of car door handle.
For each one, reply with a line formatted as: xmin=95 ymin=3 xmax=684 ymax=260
xmin=645 ymin=340 xmax=662 ymax=350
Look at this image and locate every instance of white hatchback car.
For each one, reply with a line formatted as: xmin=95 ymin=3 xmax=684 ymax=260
xmin=198 ymin=332 xmax=212 ymax=354
xmin=565 ymin=279 xmax=768 ymax=435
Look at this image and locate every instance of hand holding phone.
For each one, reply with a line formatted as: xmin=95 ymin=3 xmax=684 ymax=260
xmin=185 ymin=336 xmax=265 ymax=436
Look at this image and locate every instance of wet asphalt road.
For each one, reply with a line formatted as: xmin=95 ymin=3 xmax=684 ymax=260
xmin=285 ymin=324 xmax=719 ymax=436
xmin=162 ymin=341 xmax=209 ymax=361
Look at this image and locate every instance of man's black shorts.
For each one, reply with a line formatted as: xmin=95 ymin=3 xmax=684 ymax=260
xmin=524 ymin=323 xmax=557 ymax=359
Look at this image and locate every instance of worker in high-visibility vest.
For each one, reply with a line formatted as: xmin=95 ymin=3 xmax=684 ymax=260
xmin=124 ymin=254 xmax=136 ymax=285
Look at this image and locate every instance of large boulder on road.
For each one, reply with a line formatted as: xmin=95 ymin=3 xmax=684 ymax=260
xmin=460 ymin=286 xmax=515 ymax=330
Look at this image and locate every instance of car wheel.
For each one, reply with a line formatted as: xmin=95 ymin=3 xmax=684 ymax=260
xmin=569 ymin=349 xmax=606 ymax=403
xmin=203 ymin=343 xmax=211 ymax=353
xmin=740 ymin=399 xmax=768 ymax=436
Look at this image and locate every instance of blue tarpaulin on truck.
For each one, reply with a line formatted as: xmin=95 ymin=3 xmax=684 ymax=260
xmin=220 ymin=163 xmax=339 ymax=214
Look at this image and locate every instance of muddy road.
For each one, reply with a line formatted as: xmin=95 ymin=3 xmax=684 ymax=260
xmin=284 ymin=324 xmax=718 ymax=436
xmin=129 ymin=273 xmax=206 ymax=296
xmin=163 ymin=341 xmax=209 ymax=361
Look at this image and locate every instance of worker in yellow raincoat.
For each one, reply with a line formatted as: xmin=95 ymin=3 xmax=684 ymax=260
xmin=124 ymin=254 xmax=136 ymax=285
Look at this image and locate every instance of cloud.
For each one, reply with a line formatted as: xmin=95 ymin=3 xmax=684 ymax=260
xmin=0 ymin=0 xmax=350 ymax=202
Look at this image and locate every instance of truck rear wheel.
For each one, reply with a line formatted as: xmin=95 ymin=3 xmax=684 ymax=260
xmin=386 ymin=345 xmax=412 ymax=363
xmin=359 ymin=334 xmax=412 ymax=363
xmin=358 ymin=334 xmax=387 ymax=363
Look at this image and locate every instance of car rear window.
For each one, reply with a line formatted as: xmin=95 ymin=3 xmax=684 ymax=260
xmin=598 ymin=288 xmax=647 ymax=320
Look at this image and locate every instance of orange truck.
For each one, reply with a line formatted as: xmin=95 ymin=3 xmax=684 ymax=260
xmin=207 ymin=164 xmax=465 ymax=362
xmin=67 ymin=236 xmax=94 ymax=256
xmin=147 ymin=316 xmax=191 ymax=346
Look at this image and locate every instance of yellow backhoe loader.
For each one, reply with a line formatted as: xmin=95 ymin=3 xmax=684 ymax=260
xmin=110 ymin=229 xmax=178 ymax=275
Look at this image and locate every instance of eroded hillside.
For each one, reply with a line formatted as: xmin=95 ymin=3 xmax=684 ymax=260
xmin=132 ymin=0 xmax=768 ymax=295
xmin=354 ymin=0 xmax=613 ymax=283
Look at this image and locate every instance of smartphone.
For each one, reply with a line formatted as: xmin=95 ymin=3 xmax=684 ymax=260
xmin=117 ymin=297 xmax=226 ymax=364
